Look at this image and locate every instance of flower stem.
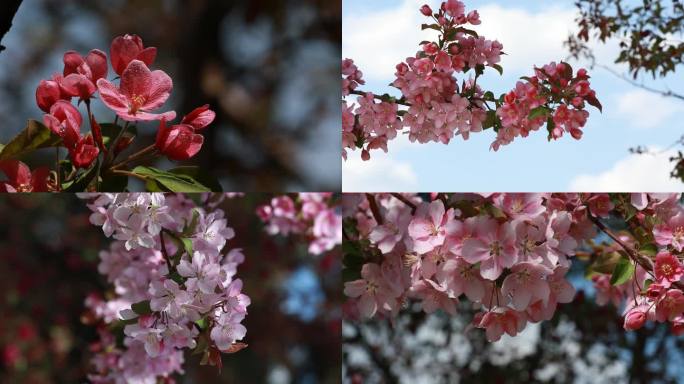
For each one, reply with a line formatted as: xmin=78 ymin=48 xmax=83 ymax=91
xmin=365 ymin=193 xmax=384 ymax=225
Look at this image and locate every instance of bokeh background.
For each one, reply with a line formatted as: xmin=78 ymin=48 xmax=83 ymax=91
xmin=0 ymin=0 xmax=341 ymax=191
xmin=342 ymin=237 xmax=684 ymax=384
xmin=0 ymin=194 xmax=341 ymax=383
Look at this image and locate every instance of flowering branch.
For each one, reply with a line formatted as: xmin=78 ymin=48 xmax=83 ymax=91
xmin=342 ymin=0 xmax=601 ymax=161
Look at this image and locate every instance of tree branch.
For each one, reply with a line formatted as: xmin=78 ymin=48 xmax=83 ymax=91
xmin=365 ymin=193 xmax=383 ymax=225
xmin=596 ymin=63 xmax=684 ymax=102
xmin=0 ymin=1 xmax=22 ymax=53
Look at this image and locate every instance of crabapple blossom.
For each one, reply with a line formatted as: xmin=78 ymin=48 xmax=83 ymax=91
xmin=257 ymin=193 xmax=341 ymax=255
xmin=342 ymin=1 xmax=600 ymax=160
xmin=97 ymin=60 xmax=176 ymax=122
xmin=27 ymin=34 xmax=217 ymax=191
xmin=0 ymin=160 xmax=49 ymax=192
xmin=343 ymin=193 xmax=684 ymax=342
xmin=81 ymin=193 xmax=250 ymax=383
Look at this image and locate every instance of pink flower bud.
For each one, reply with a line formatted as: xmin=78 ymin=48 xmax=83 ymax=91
xmin=155 ymin=119 xmax=204 ymax=161
xmin=35 ymin=79 xmax=61 ymax=112
xmin=420 ymin=4 xmax=432 ymax=16
xmin=110 ymin=34 xmax=157 ymax=76
xmin=624 ymin=308 xmax=647 ymax=331
xmin=181 ymin=104 xmax=216 ymax=130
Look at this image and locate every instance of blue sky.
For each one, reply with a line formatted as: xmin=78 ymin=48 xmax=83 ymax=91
xmin=342 ymin=0 xmax=684 ymax=192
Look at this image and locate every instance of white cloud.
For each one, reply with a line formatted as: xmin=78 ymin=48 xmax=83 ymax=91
xmin=569 ymin=149 xmax=684 ymax=191
xmin=342 ymin=0 xmax=620 ymax=83
xmin=615 ymin=89 xmax=683 ymax=129
xmin=343 ymin=154 xmax=419 ymax=191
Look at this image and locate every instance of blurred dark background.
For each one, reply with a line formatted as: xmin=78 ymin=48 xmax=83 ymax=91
xmin=0 ymin=194 xmax=341 ymax=383
xmin=343 ymin=257 xmax=684 ymax=384
xmin=0 ymin=0 xmax=341 ymax=191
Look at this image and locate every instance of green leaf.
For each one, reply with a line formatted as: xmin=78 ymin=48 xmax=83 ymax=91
xmin=639 ymin=243 xmax=658 ymax=256
xmin=610 ymin=257 xmax=635 ymax=286
xmin=131 ymin=300 xmax=152 ymax=315
xmin=195 ymin=317 xmax=208 ymax=330
xmin=482 ymin=110 xmax=499 ymax=130
xmin=0 ymin=120 xmax=62 ymax=160
xmin=63 ymin=159 xmax=99 ymax=192
xmin=490 ymin=63 xmax=503 ymax=75
xmin=181 ymin=238 xmax=194 ymax=255
xmin=168 ymin=166 xmax=223 ymax=192
xmin=591 ymin=251 xmax=622 ymax=274
xmin=528 ymin=106 xmax=550 ymax=120
xmin=421 ymin=23 xmax=440 ymax=31
xmin=475 ymin=64 xmax=485 ymax=77
xmin=132 ymin=166 xmax=211 ymax=192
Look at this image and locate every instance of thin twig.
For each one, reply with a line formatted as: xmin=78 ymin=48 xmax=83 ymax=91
xmin=596 ymin=63 xmax=684 ymax=101
xmin=588 ymin=214 xmax=656 ymax=277
xmin=349 ymin=89 xmax=411 ymax=106
xmin=390 ymin=193 xmax=417 ymax=214
xmin=365 ymin=193 xmax=383 ymax=225
xmin=159 ymin=230 xmax=173 ymax=272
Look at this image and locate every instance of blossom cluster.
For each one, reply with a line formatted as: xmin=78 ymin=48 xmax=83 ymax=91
xmin=341 ymin=1 xmax=601 ymax=161
xmin=589 ymin=194 xmax=684 ymax=335
xmin=342 ymin=193 xmax=684 ymax=342
xmin=257 ymin=193 xmax=342 ymax=255
xmin=81 ymin=193 xmax=249 ymax=383
xmin=0 ymin=34 xmax=218 ymax=192
xmin=492 ymin=62 xmax=600 ymax=150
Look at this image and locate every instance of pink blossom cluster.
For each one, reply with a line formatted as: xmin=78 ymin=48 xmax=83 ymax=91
xmin=342 ymin=193 xmax=601 ymax=341
xmin=81 ymin=193 xmax=249 ymax=383
xmin=491 ymin=62 xmax=600 ymax=150
xmin=257 ymin=193 xmax=342 ymax=255
xmin=34 ymin=34 xmax=215 ymax=176
xmin=589 ymin=194 xmax=684 ymax=335
xmin=341 ymin=1 xmax=601 ymax=161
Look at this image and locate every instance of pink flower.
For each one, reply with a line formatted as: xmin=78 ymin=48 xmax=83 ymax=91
xmin=475 ymin=308 xmax=527 ymax=342
xmin=210 ymin=312 xmax=247 ymax=351
xmin=624 ymin=306 xmax=647 ymax=330
xmin=443 ymin=0 xmax=465 ymax=18
xmin=97 ymin=60 xmax=176 ymax=122
xmin=419 ymin=4 xmax=432 ymax=16
xmin=501 ymin=262 xmax=552 ymax=310
xmin=654 ymin=251 xmax=684 ymax=288
xmin=410 ymin=279 xmax=456 ymax=315
xmin=494 ymin=193 xmax=545 ymax=219
xmin=368 ymin=205 xmax=412 ymax=253
xmin=43 ymin=100 xmax=82 ymax=149
xmin=70 ymin=134 xmax=99 ymax=169
xmin=0 ymin=160 xmax=49 ymax=192
xmin=587 ymin=193 xmax=613 ymax=218
xmin=407 ymin=200 xmax=457 ymax=254
xmin=461 ymin=217 xmax=517 ymax=280
xmin=656 ymin=289 xmax=684 ymax=322
xmin=654 ymin=212 xmax=684 ymax=252
xmin=343 ymin=263 xmax=398 ymax=318
xmin=110 ymin=34 xmax=157 ymax=76
xmin=441 ymin=258 xmax=485 ymax=301
xmin=155 ymin=119 xmax=203 ymax=161
xmin=181 ymin=104 xmax=216 ymax=130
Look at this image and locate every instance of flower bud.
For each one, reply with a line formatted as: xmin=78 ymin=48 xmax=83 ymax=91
xmin=420 ymin=5 xmax=432 ymax=16
xmin=35 ymin=80 xmax=62 ymax=112
xmin=624 ymin=308 xmax=647 ymax=331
